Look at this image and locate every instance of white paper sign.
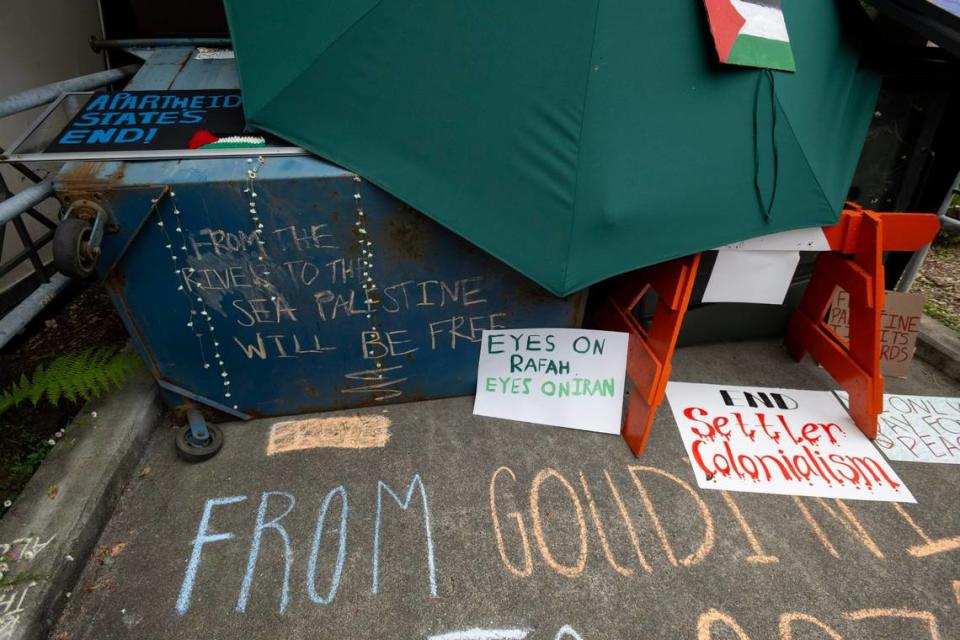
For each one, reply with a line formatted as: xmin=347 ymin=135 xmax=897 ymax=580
xmin=666 ymin=382 xmax=914 ymax=502
xmin=473 ymin=328 xmax=628 ymax=434
xmin=702 ymin=249 xmax=800 ymax=305
xmin=717 ymin=226 xmax=830 ymax=251
xmin=837 ymin=392 xmax=960 ymax=464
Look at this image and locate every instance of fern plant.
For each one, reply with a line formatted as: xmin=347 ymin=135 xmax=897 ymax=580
xmin=0 ymin=348 xmax=142 ymax=416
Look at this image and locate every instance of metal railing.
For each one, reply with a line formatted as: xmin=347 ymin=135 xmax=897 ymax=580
xmin=0 ymin=175 xmax=55 ymax=286
xmin=0 ymin=65 xmax=138 ymax=119
xmin=0 ymin=63 xmax=138 ymax=345
xmin=90 ymin=37 xmax=231 ymax=52
xmin=897 ymin=169 xmax=960 ymax=292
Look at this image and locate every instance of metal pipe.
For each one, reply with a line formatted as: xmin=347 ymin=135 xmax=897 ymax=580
xmin=940 ymin=215 xmax=960 ymax=233
xmin=96 ymin=0 xmax=109 ymax=69
xmin=0 ymin=273 xmax=71 ymax=350
xmin=0 ymin=228 xmax=54 ymax=279
xmin=0 ymin=64 xmax=139 ymax=119
xmin=11 ymin=215 xmax=48 ymax=283
xmin=0 ymin=144 xmax=44 ymax=183
xmin=0 ymin=178 xmax=55 ymax=226
xmin=0 ymin=170 xmax=53 ymax=228
xmin=897 ymin=168 xmax=960 ymax=292
xmin=90 ymin=37 xmax=232 ymax=52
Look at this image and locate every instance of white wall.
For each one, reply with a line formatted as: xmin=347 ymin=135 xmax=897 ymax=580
xmin=0 ymin=0 xmax=104 ymax=292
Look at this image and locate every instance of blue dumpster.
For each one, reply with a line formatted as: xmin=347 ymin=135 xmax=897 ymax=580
xmin=53 ymin=48 xmax=584 ymax=419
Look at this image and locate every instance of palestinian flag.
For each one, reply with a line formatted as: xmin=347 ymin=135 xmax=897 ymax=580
xmin=703 ymin=0 xmax=796 ymax=72
xmin=187 ymin=129 xmax=266 ymax=150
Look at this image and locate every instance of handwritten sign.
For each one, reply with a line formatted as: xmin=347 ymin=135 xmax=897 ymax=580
xmin=472 ymin=329 xmax=628 ymax=434
xmin=666 ymin=382 xmax=914 ymax=502
xmin=826 ymin=288 xmax=924 ymax=378
xmin=837 ymin=392 xmax=960 ymax=464
xmin=47 ymin=90 xmax=246 ymax=152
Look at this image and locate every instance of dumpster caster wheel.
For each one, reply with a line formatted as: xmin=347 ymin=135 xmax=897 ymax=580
xmin=53 ymin=218 xmax=97 ymax=278
xmin=175 ymin=423 xmax=224 ymax=462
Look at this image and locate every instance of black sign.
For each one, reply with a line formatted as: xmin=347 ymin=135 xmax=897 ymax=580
xmin=47 ymin=89 xmax=248 ymax=153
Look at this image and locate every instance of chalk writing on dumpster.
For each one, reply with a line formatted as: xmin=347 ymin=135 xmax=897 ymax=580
xmin=176 ymin=214 xmax=511 ymax=405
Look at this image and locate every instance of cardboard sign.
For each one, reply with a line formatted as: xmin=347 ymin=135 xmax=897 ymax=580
xmin=666 ymin=382 xmax=914 ymax=502
xmin=703 ymin=0 xmax=796 ymax=72
xmin=46 ymin=90 xmax=246 ymax=152
xmin=826 ymin=288 xmax=924 ymax=378
xmin=837 ymin=391 xmax=960 ymax=464
xmin=473 ymin=329 xmax=628 ymax=434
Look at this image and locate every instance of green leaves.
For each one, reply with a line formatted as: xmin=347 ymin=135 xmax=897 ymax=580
xmin=0 ymin=348 xmax=142 ymax=417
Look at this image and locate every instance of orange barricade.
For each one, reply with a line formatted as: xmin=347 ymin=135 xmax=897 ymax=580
xmin=785 ymin=206 xmax=940 ymax=438
xmin=594 ymin=254 xmax=700 ymax=456
xmin=597 ymin=207 xmax=938 ymax=457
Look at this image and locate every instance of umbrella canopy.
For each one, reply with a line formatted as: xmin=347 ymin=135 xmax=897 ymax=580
xmin=224 ymin=0 xmax=880 ymax=296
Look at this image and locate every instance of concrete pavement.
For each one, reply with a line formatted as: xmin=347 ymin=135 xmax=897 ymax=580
xmin=0 ymin=370 xmax=161 ymax=640
xmin=48 ymin=340 xmax=960 ymax=639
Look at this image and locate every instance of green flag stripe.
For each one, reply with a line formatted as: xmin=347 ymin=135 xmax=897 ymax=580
xmin=727 ymin=34 xmax=796 ymax=72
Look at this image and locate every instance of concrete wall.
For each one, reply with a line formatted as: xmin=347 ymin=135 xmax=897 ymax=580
xmin=0 ymin=0 xmax=104 ymax=294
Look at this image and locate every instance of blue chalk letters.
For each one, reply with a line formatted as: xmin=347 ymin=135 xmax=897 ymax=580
xmin=176 ymin=494 xmax=247 ymax=615
xmin=175 ymin=474 xmax=437 ymax=616
xmin=306 ymin=485 xmax=348 ymax=604
xmin=372 ymin=474 xmax=438 ymax=597
xmin=236 ymin=491 xmax=296 ymax=613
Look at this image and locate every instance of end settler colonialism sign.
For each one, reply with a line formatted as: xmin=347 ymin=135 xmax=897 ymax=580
xmin=473 ymin=328 xmax=628 ymax=434
xmin=46 ymin=90 xmax=246 ymax=152
xmin=666 ymin=382 xmax=914 ymax=503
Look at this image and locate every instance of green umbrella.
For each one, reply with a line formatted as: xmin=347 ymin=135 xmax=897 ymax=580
xmin=224 ymin=0 xmax=879 ymax=296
